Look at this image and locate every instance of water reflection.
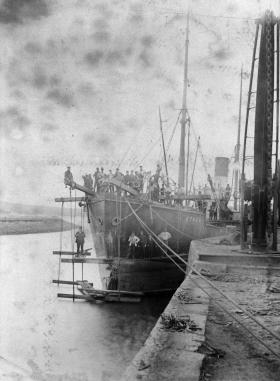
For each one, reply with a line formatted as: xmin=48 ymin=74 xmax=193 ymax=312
xmin=0 ymin=231 xmax=170 ymax=380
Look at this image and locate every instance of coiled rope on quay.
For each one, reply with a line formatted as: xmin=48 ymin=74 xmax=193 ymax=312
xmin=126 ymin=200 xmax=280 ymax=359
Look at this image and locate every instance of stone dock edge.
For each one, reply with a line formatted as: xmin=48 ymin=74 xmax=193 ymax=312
xmin=122 ymin=237 xmax=219 ymax=381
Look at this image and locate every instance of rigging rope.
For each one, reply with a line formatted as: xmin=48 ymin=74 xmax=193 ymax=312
xmin=69 ymin=187 xmax=75 ymax=301
xmin=151 ymin=206 xmax=198 ymax=240
xmin=114 ymin=203 xmax=144 ymax=225
xmin=70 ymin=188 xmax=74 ymax=252
xmin=74 ymin=189 xmax=77 ymax=233
xmin=126 ymin=200 xmax=280 ymax=354
xmin=57 ymin=201 xmax=64 ymax=284
xmin=166 ymin=110 xmax=182 ymax=153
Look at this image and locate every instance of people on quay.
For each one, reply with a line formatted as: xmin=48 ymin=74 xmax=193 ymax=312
xmin=75 ymin=226 xmax=85 ymax=255
xmin=127 ymin=231 xmax=140 ymax=259
xmin=64 ymin=166 xmax=73 ymax=187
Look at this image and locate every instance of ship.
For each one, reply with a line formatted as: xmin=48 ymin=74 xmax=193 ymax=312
xmin=60 ymin=14 xmax=229 ymax=293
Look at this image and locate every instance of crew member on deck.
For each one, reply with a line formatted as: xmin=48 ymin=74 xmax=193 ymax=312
xmin=139 ymin=230 xmax=148 ymax=258
xmin=88 ymin=173 xmax=93 ymax=189
xmin=124 ymin=171 xmax=130 ymax=185
xmin=108 ymin=169 xmax=114 ymax=192
xmin=64 ymin=166 xmax=73 ymax=187
xmin=139 ymin=166 xmax=144 ymax=192
xmin=75 ymin=226 xmax=85 ymax=254
xmin=225 ymin=184 xmax=231 ymax=204
xmin=127 ymin=232 xmax=140 ymax=259
xmin=93 ymin=168 xmax=100 ymax=192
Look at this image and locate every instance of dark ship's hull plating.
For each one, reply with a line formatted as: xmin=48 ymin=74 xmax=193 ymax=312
xmin=87 ymin=193 xmax=224 ymax=292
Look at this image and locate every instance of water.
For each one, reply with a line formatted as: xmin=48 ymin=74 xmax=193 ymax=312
xmin=0 ymin=231 xmax=170 ymax=380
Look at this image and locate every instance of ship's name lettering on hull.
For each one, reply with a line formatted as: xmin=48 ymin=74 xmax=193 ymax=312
xmin=185 ymin=216 xmax=200 ymax=223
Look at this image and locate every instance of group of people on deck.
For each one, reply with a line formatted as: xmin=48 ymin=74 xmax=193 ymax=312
xmin=64 ymin=164 xmax=170 ymax=200
xmin=64 ymin=166 xmax=233 ymax=219
xmin=73 ymin=226 xmax=170 ymax=260
xmin=127 ymin=230 xmax=171 ymax=259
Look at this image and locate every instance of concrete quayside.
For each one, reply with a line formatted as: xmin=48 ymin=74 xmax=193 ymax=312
xmin=123 ymin=235 xmax=280 ymax=380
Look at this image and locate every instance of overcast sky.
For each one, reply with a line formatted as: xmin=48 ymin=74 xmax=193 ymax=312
xmin=0 ymin=0 xmax=279 ymax=205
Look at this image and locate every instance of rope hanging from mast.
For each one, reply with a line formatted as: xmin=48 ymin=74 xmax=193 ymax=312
xmin=57 ymin=201 xmax=64 ymax=285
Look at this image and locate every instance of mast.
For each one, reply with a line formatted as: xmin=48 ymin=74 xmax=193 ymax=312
xmin=159 ymin=107 xmax=169 ymax=186
xmin=178 ymin=12 xmax=190 ymax=191
xmin=233 ymin=66 xmax=243 ymax=210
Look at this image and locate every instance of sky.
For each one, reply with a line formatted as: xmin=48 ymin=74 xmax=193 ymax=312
xmin=0 ymin=0 xmax=279 ymax=205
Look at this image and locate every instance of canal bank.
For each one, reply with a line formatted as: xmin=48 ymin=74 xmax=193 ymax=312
xmin=124 ymin=234 xmax=280 ymax=380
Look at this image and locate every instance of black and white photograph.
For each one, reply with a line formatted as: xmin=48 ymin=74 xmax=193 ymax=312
xmin=1 ymin=0 xmax=280 ymax=380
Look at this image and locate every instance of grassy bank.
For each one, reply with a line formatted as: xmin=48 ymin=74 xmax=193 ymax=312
xmin=0 ymin=217 xmax=72 ymax=235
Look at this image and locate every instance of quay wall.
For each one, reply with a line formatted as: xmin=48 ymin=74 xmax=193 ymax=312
xmin=122 ymin=236 xmax=224 ymax=381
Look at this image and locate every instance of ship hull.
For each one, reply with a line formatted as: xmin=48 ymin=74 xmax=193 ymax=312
xmin=87 ymin=194 xmax=224 ymax=292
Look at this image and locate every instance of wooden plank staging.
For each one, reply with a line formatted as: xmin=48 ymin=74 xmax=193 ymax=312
xmin=52 ymin=280 xmax=93 ymax=286
xmin=57 ymin=293 xmax=141 ymax=303
xmin=76 ymin=282 xmax=143 ymax=296
xmin=58 ymin=293 xmax=91 ymax=300
xmin=57 ymin=281 xmax=143 ymax=303
xmin=61 ymin=257 xmax=114 ymax=264
xmin=55 ymin=197 xmax=87 ymax=202
xmin=53 ymin=249 xmax=92 ymax=256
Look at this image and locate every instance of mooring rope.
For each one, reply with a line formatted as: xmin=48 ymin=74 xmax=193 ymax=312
xmin=126 ymin=200 xmax=280 ymax=357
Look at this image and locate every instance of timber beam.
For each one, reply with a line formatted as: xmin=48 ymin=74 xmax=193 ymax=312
xmin=53 ymin=249 xmax=92 ymax=256
xmin=53 ymin=280 xmax=93 ymax=286
xmin=55 ymin=197 xmax=88 ymax=203
xmin=61 ymin=257 xmax=114 ymax=264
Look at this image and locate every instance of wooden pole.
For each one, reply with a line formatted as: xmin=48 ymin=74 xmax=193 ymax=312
xmin=241 ymin=22 xmax=259 ymax=249
xmin=234 ymin=66 xmax=243 ymax=211
xmin=273 ymin=21 xmax=279 ymax=250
